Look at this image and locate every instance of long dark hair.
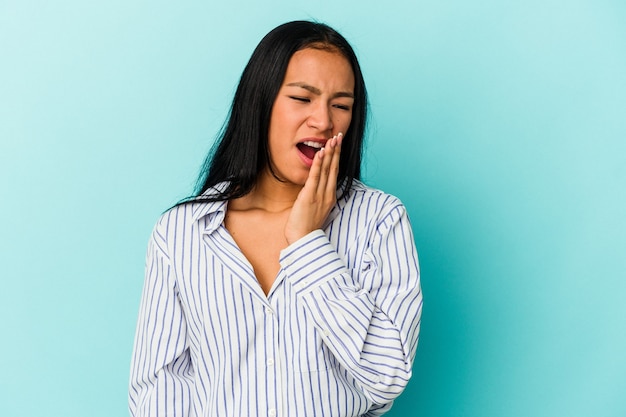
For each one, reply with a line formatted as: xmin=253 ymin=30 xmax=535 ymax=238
xmin=189 ymin=20 xmax=368 ymax=202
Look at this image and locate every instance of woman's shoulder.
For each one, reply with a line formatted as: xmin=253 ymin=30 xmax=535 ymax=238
xmin=344 ymin=180 xmax=405 ymax=209
xmin=335 ymin=180 xmax=407 ymax=224
xmin=152 ymin=185 xmax=229 ymax=238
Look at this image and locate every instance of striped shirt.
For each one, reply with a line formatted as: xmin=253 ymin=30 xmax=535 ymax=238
xmin=129 ymin=181 xmax=422 ymax=417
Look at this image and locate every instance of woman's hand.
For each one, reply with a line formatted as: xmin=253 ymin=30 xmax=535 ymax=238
xmin=284 ymin=133 xmax=343 ymax=245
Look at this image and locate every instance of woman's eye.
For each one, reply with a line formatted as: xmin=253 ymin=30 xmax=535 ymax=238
xmin=289 ymin=96 xmax=310 ymax=103
xmin=333 ymin=104 xmax=351 ymax=111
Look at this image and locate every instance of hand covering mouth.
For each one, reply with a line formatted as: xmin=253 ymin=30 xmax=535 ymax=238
xmin=296 ymin=140 xmax=325 ymax=160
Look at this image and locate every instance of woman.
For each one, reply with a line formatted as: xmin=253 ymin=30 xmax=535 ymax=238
xmin=129 ymin=20 xmax=422 ymax=417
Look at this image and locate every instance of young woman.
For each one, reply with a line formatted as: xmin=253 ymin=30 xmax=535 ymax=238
xmin=129 ymin=20 xmax=422 ymax=417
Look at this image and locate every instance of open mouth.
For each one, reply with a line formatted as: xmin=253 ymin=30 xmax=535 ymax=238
xmin=296 ymin=141 xmax=325 ymax=160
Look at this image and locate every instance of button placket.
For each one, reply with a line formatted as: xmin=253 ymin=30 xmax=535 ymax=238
xmin=263 ymin=300 xmax=280 ymax=417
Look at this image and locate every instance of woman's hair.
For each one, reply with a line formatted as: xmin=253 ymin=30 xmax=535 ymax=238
xmin=190 ymin=20 xmax=368 ymax=202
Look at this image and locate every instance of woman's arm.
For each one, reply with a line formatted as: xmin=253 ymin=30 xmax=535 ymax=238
xmin=129 ymin=222 xmax=194 ymax=416
xmin=280 ymin=202 xmax=422 ymax=405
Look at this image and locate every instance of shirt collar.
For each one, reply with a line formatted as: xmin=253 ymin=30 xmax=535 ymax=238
xmin=188 ymin=182 xmax=229 ymax=234
xmin=188 ymin=180 xmax=368 ymax=233
xmin=322 ymin=179 xmax=367 ymax=227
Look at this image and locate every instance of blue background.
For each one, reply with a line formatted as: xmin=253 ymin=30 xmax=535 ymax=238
xmin=1 ymin=1 xmax=625 ymax=416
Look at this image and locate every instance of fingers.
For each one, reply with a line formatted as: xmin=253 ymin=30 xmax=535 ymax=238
xmin=285 ymin=132 xmax=343 ymax=244
xmin=327 ymin=132 xmax=342 ymax=192
xmin=316 ymin=132 xmax=342 ymax=197
xmin=316 ymin=138 xmax=333 ymax=195
xmin=301 ymin=132 xmax=343 ymax=206
xmin=302 ymin=145 xmax=324 ymax=200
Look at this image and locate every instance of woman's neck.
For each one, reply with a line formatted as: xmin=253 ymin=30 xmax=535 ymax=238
xmin=229 ymin=171 xmax=302 ymax=213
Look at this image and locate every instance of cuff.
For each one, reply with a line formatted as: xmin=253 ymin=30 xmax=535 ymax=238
xmin=279 ymin=230 xmax=356 ymax=295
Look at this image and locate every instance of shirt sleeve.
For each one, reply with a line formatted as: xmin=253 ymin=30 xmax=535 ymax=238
xmin=279 ymin=203 xmax=422 ymax=405
xmin=129 ymin=222 xmax=194 ymax=417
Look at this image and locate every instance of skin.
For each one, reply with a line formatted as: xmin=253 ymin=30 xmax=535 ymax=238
xmin=224 ymin=47 xmax=355 ymax=294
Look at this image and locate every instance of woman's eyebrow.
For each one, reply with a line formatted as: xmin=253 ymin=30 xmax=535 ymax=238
xmin=286 ymin=82 xmax=354 ymax=99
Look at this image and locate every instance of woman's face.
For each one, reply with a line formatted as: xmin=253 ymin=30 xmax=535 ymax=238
xmin=266 ymin=47 xmax=355 ymax=186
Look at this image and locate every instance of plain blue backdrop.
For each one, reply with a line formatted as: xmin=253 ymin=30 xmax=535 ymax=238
xmin=1 ymin=1 xmax=625 ymax=416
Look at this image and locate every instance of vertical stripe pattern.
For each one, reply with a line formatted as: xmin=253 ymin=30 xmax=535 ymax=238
xmin=129 ymin=181 xmax=422 ymax=417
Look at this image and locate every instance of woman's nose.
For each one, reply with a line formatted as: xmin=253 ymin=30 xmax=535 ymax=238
xmin=307 ymin=103 xmax=333 ymax=132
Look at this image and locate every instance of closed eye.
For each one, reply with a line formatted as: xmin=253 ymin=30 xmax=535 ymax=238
xmin=289 ymin=96 xmax=310 ymax=103
xmin=333 ymin=104 xmax=351 ymax=111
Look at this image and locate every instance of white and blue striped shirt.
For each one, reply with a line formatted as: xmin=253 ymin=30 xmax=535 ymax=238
xmin=129 ymin=181 xmax=422 ymax=417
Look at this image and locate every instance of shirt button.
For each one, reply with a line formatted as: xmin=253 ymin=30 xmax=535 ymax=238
xmin=267 ymin=358 xmax=274 ymax=366
xmin=265 ymin=308 xmax=273 ymax=315
xmin=373 ymin=374 xmax=380 ymax=383
xmin=268 ymin=408 xmax=277 ymax=417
